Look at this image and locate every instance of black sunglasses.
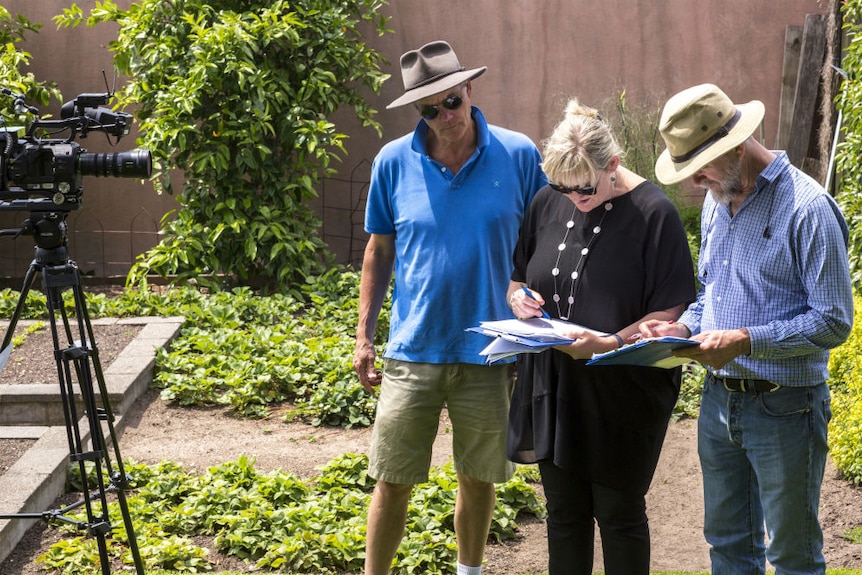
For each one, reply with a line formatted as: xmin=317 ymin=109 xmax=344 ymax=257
xmin=548 ymin=182 xmax=598 ymax=195
xmin=418 ymin=94 xmax=464 ymax=120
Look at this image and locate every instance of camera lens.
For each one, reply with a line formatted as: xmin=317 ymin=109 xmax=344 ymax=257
xmin=76 ymin=149 xmax=152 ymax=179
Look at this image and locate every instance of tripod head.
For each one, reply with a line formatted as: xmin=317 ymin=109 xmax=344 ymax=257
xmin=0 ymin=211 xmax=70 ymax=266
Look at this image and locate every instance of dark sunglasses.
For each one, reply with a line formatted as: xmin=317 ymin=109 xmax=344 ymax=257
xmin=548 ymin=182 xmax=598 ymax=195
xmin=418 ymin=94 xmax=464 ymax=120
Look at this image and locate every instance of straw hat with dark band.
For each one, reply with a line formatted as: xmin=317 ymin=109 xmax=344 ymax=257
xmin=387 ymin=41 xmax=487 ymax=109
xmin=655 ymin=84 xmax=765 ymax=185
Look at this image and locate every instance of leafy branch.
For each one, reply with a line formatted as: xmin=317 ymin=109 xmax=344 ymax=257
xmin=55 ymin=0 xmax=392 ymax=291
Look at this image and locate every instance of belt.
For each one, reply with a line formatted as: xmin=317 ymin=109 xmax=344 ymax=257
xmin=710 ymin=374 xmax=781 ymax=393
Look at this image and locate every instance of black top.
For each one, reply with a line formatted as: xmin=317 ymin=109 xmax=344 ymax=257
xmin=508 ymin=182 xmax=696 ymax=493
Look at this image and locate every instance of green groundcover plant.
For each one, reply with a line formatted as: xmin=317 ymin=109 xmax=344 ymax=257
xmin=37 ymin=455 xmax=544 ymax=574
xmin=36 ymin=451 xmax=862 ymax=574
xmin=2 ymin=269 xmax=380 ymax=427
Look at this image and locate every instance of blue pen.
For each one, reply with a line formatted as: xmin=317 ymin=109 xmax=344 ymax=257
xmin=521 ymin=286 xmax=551 ymax=319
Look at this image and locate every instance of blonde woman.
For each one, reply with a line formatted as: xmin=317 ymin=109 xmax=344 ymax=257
xmin=506 ymin=99 xmax=695 ymax=575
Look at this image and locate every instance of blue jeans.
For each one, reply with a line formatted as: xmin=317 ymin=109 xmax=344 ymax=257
xmin=698 ymin=376 xmax=831 ymax=575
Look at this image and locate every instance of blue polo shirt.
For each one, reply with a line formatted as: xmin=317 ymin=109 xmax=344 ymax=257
xmin=365 ymin=107 xmax=547 ymax=364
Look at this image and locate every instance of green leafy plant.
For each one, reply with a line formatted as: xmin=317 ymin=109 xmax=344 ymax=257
xmin=673 ymin=362 xmax=705 ymax=422
xmin=9 ymin=320 xmax=45 ymax=348
xmin=36 ymin=536 xmax=106 ymax=574
xmin=37 ymin=455 xmax=544 ymax=574
xmin=55 ymin=0 xmax=392 ymax=291
xmin=143 ymin=271 xmax=378 ymax=425
xmin=0 ymin=7 xmax=61 ymax=124
xmin=828 ymin=295 xmax=862 ymax=484
xmin=836 ymin=1 xmax=862 ymax=290
xmin=493 ymin=468 xmax=547 ymax=541
xmin=0 ymin=287 xmax=50 ymax=319
xmin=135 ymin=534 xmax=212 ymax=573
xmin=315 ymin=452 xmax=375 ymax=492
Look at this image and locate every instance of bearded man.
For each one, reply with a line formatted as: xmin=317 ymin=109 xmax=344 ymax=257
xmin=641 ymin=83 xmax=854 ymax=575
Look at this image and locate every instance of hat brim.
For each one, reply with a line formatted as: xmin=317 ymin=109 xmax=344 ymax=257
xmin=386 ymin=67 xmax=487 ymax=109
xmin=655 ymin=100 xmax=765 ymax=185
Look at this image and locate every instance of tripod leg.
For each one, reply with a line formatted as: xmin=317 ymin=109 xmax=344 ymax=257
xmin=0 ymin=260 xmax=40 ymax=356
xmin=41 ymin=261 xmax=145 ymax=575
xmin=70 ymin=275 xmax=146 ymax=575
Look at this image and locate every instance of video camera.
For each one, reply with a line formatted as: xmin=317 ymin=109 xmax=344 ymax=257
xmin=0 ymin=87 xmax=152 ymax=214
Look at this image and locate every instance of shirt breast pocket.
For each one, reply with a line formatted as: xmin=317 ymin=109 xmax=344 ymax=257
xmin=697 ymin=258 xmax=715 ymax=286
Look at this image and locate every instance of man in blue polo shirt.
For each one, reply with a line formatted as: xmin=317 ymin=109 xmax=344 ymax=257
xmin=353 ymin=40 xmax=546 ymax=575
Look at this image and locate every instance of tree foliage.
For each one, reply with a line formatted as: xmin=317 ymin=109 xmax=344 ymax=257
xmin=55 ymin=0 xmax=391 ymax=291
xmin=0 ymin=8 xmax=61 ymax=131
xmin=837 ymin=0 xmax=862 ymax=291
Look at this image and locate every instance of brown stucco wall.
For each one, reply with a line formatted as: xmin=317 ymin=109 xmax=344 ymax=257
xmin=1 ymin=0 xmax=829 ymax=277
xmin=317 ymin=0 xmax=831 ymax=264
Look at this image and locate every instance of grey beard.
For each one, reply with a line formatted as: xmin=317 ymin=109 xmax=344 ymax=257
xmin=702 ymin=160 xmax=743 ymax=205
xmin=705 ymin=185 xmax=736 ymax=205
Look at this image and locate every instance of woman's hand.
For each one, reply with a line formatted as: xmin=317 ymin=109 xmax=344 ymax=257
xmin=638 ymin=319 xmax=690 ymax=339
xmin=508 ymin=282 xmax=547 ymax=319
xmin=553 ymin=329 xmax=621 ymax=360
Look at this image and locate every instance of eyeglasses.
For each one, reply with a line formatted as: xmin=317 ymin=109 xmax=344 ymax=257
xmin=417 ymin=92 xmax=464 ymax=120
xmin=548 ymin=182 xmax=598 ymax=195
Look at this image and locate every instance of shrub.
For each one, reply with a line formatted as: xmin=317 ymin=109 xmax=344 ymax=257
xmin=837 ymin=1 xmax=862 ymax=291
xmin=56 ymin=0 xmax=391 ymax=291
xmin=0 ymin=7 xmax=61 ymax=122
xmin=828 ymin=295 xmax=862 ymax=484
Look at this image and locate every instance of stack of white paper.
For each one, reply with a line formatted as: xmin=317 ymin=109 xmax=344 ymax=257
xmin=468 ymin=318 xmax=601 ymax=364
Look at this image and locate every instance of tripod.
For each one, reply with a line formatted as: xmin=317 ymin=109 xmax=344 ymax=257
xmin=0 ymin=212 xmax=145 ymax=575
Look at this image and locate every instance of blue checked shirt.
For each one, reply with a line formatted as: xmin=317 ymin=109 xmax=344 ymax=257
xmin=678 ymin=152 xmax=854 ymax=386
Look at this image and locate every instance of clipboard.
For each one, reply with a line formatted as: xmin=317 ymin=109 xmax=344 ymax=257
xmin=468 ymin=318 xmax=602 ymax=364
xmin=586 ymin=336 xmax=699 ymax=368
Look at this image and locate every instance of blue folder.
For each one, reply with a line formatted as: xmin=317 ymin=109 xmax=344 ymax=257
xmin=586 ymin=336 xmax=700 ymax=369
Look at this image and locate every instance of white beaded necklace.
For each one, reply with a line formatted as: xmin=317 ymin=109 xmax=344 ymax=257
xmin=551 ymin=201 xmax=614 ymax=320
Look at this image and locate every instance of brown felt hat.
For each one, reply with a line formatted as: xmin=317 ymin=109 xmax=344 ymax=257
xmin=655 ymin=84 xmax=765 ymax=184
xmin=387 ymin=40 xmax=486 ymax=109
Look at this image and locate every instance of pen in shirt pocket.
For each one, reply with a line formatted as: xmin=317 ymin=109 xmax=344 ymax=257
xmin=521 ymin=286 xmax=551 ymax=319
